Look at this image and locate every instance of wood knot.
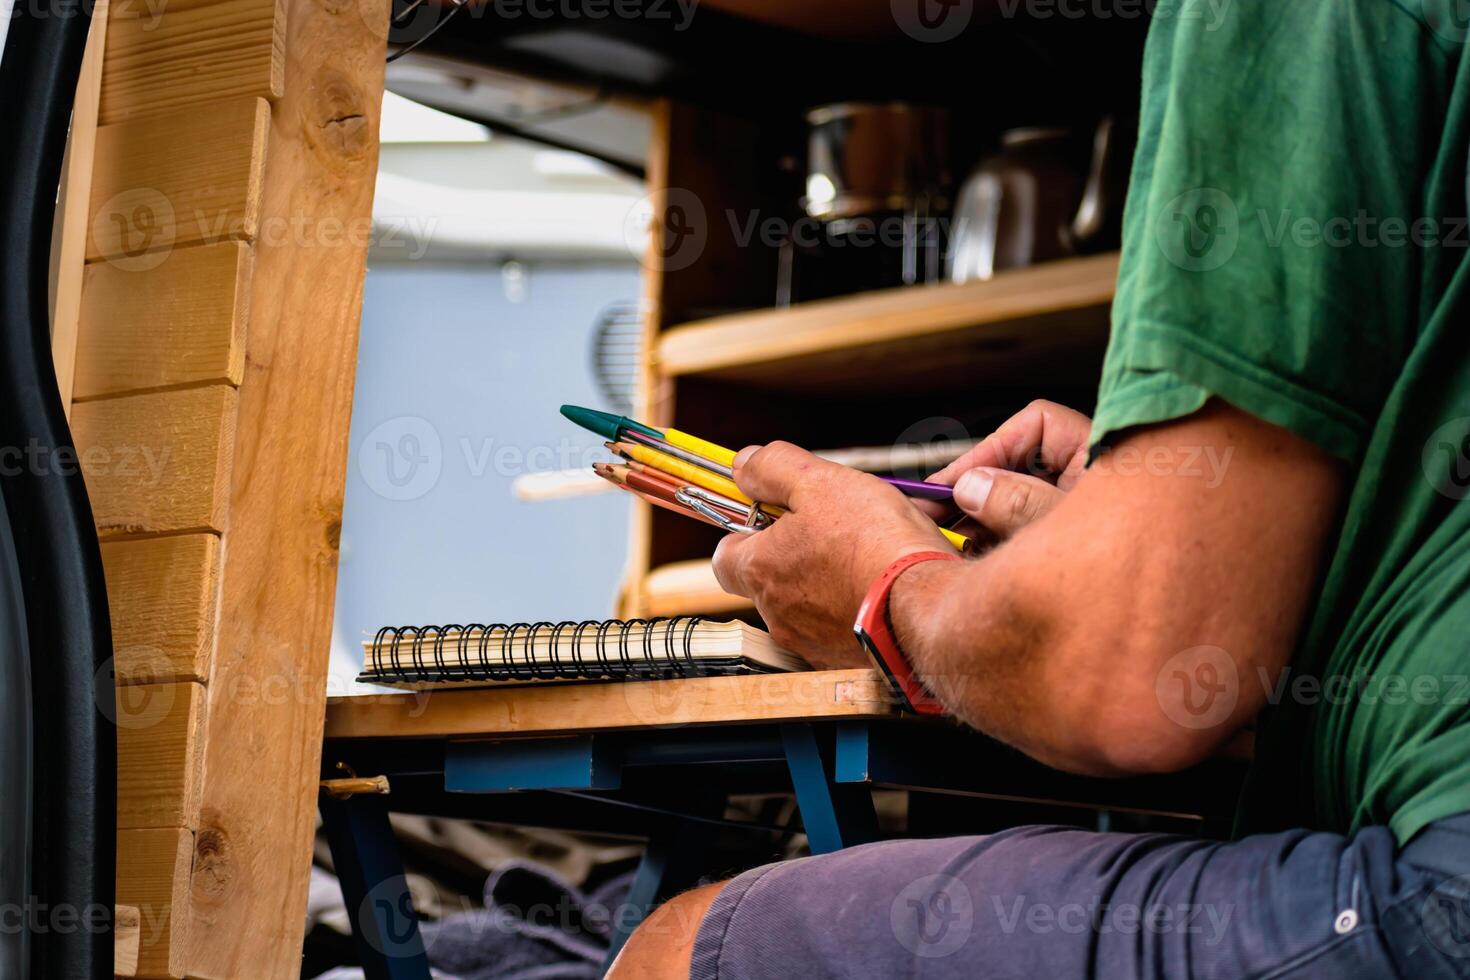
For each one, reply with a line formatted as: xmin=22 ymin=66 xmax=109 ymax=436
xmin=191 ymin=828 xmax=234 ymax=902
xmin=305 ymin=70 xmax=373 ymax=168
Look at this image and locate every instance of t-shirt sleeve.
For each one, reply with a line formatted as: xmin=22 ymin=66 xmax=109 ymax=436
xmin=1092 ymin=0 xmax=1455 ymax=462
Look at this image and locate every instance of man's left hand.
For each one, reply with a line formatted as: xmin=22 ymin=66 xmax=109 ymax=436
xmin=710 ymin=441 xmax=951 ymax=668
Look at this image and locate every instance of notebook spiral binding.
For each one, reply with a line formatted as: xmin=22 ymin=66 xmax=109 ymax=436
xmin=368 ymin=616 xmax=707 ymax=683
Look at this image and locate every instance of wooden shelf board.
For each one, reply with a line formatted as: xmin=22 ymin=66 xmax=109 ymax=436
xmin=656 ymin=253 xmax=1118 ymax=393
xmin=642 ymin=559 xmax=754 ymax=617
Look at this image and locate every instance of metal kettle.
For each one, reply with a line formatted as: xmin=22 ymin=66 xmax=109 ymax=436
xmin=947 ymin=117 xmax=1121 ymax=283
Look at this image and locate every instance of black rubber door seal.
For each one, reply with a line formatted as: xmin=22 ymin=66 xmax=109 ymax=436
xmin=0 ymin=3 xmax=116 ymax=978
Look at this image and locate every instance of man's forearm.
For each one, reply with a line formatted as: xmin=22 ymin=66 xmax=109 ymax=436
xmin=885 ymin=538 xmax=1198 ymax=776
xmin=726 ymin=402 xmax=1335 ymax=777
xmin=882 ymin=470 xmax=1296 ymax=778
xmin=885 ymin=549 xmax=1100 ymax=771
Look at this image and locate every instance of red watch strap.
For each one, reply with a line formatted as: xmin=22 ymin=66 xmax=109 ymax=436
xmin=853 ymin=550 xmax=961 ymax=715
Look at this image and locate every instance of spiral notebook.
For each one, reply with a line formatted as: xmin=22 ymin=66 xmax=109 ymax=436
xmin=359 ymin=616 xmax=807 ymax=689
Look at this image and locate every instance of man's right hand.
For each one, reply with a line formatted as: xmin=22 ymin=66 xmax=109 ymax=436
xmin=919 ymin=400 xmax=1093 ymax=539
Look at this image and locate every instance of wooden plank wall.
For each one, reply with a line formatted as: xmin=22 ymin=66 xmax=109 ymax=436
xmin=49 ymin=0 xmax=110 ymax=413
xmin=56 ymin=0 xmax=387 ymax=974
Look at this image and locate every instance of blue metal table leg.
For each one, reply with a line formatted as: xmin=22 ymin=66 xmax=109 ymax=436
xmin=320 ymin=794 xmax=432 ymax=980
xmin=602 ymin=797 xmax=724 ymax=973
xmin=781 ymin=723 xmax=879 ymax=854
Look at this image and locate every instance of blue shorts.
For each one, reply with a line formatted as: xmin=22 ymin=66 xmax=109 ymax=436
xmin=691 ymin=814 xmax=1470 ymax=979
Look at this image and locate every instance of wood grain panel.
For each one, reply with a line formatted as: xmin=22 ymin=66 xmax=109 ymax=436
xmin=184 ymin=0 xmax=387 ymax=972
xmin=117 ymin=827 xmax=194 ymax=979
xmin=656 ymin=252 xmax=1120 ymax=381
xmin=75 ymin=242 xmax=251 ymax=399
xmin=50 ymin=0 xmax=109 ymax=413
xmin=88 ymin=97 xmax=269 ymax=262
xmin=115 ymin=904 xmax=141 ymax=977
xmin=117 ymin=681 xmax=205 ymax=829
xmin=100 ymin=0 xmax=283 ymax=125
xmin=325 ymin=669 xmax=897 ymax=739
xmin=72 ymin=385 xmax=238 ymax=538
xmin=102 ymin=535 xmax=221 ymax=685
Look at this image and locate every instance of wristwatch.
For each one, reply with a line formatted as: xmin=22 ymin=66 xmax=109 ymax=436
xmin=853 ymin=550 xmax=961 ymax=715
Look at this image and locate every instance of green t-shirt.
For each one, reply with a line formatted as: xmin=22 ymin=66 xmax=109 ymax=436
xmin=1092 ymin=0 xmax=1470 ymax=844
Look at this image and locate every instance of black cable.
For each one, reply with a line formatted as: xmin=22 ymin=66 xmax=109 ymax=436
xmin=0 ymin=489 xmax=32 ymax=980
xmin=0 ymin=4 xmax=115 ymax=979
xmin=392 ymin=0 xmax=430 ymax=23
xmin=549 ymin=790 xmax=798 ymax=837
xmin=387 ymin=0 xmax=469 ymax=63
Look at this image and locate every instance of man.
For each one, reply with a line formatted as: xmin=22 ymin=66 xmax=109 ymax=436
xmin=610 ymin=1 xmax=1470 ymax=976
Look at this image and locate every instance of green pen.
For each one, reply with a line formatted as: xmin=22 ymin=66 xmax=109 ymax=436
xmin=560 ymin=403 xmax=957 ymax=504
xmin=562 ymin=405 xmax=735 ymax=476
xmin=559 ymin=405 xmax=664 ymax=443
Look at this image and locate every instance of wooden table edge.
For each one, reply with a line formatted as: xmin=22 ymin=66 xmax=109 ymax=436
xmin=323 ymin=668 xmax=898 ymax=739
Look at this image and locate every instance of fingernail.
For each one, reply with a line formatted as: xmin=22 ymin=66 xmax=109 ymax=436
xmin=954 ymin=469 xmax=994 ymax=513
xmin=734 ymin=446 xmax=759 ymax=468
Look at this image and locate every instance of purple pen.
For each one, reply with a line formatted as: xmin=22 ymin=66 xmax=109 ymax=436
xmin=880 ymin=476 xmax=954 ymax=501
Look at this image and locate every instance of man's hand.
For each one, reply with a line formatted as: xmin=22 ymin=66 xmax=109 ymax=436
xmin=892 ymin=399 xmax=1345 ymax=775
xmin=708 ymin=399 xmax=1343 ymax=779
xmin=710 ymin=442 xmax=950 ymax=668
xmin=917 ymin=399 xmax=1093 ymax=539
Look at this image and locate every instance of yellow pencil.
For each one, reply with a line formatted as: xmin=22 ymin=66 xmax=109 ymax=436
xmin=610 ymin=441 xmax=781 ymax=513
xmin=658 ymin=431 xmax=966 ymax=552
xmin=608 ymin=441 xmax=968 ymax=553
xmin=662 ymin=428 xmax=738 ymax=468
xmin=940 ymin=526 xmax=971 ymax=552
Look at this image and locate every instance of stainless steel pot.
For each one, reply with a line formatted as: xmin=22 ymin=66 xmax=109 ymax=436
xmin=947 ymin=117 xmax=1121 ymax=283
xmin=802 ymin=102 xmax=951 ymax=220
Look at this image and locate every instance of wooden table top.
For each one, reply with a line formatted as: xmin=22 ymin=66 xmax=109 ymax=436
xmin=323 ymin=668 xmax=900 ymax=739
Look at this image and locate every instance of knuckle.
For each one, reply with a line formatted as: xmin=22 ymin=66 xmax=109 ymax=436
xmin=980 ymin=432 xmax=1013 ymax=467
xmin=711 ymin=540 xmax=742 ymax=590
xmin=761 ymin=440 xmax=803 ymax=468
xmin=710 ymin=561 xmax=730 ymax=593
xmin=737 ymin=547 xmax=762 ymax=582
xmin=1003 ymin=481 xmax=1034 ymax=526
xmin=754 ymin=440 xmax=831 ymax=493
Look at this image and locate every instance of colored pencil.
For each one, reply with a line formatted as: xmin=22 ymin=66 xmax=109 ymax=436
xmin=564 ymin=404 xmax=953 ymax=500
xmin=592 ymin=463 xmax=725 ymax=530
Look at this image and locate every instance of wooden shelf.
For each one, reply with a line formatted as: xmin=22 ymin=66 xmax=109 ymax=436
xmin=641 ymin=559 xmax=753 ymax=618
xmin=656 ymin=252 xmax=1119 ymax=394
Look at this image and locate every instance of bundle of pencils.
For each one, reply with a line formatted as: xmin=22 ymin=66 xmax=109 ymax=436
xmin=561 ymin=405 xmax=969 ymax=551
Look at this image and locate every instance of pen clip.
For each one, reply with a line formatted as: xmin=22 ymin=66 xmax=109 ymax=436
xmin=682 ymin=486 xmax=773 ymax=529
xmin=676 ymin=490 xmax=762 ymax=535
